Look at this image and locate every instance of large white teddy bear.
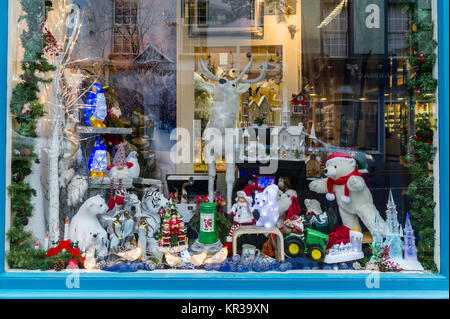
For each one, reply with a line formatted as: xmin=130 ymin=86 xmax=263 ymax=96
xmin=309 ymin=152 xmax=385 ymax=234
xmin=69 ymin=195 xmax=109 ymax=257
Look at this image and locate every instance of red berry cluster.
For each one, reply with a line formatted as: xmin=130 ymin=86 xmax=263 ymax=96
xmin=414 ymin=129 xmax=433 ymax=145
xmin=376 ymin=246 xmax=403 ymax=272
xmin=417 ymin=51 xmax=426 ymax=63
xmin=43 ymin=27 xmax=63 ymax=56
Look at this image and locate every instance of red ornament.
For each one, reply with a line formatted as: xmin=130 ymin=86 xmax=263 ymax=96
xmin=66 ymin=259 xmax=79 ymax=269
xmin=107 ymin=197 xmax=116 ymax=211
xmin=417 ymin=51 xmax=425 ymax=63
xmin=22 ymin=206 xmax=26 ymax=211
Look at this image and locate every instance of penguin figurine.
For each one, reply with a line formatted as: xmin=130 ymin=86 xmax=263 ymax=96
xmin=88 ymin=138 xmax=109 ymax=178
xmin=137 ymin=217 xmax=149 ymax=257
xmin=121 ymin=210 xmax=135 ymax=243
xmin=84 ymin=82 xmax=107 ymax=127
xmin=110 ymin=214 xmax=123 ymax=252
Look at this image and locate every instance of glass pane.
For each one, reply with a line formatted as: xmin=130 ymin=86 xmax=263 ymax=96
xmin=5 ymin=0 xmax=441 ymax=275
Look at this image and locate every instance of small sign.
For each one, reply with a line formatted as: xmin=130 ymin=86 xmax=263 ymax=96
xmin=353 ymin=0 xmax=385 ymax=55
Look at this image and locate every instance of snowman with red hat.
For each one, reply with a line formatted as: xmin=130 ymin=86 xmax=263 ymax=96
xmin=309 ymin=151 xmax=385 ymax=235
xmin=106 ymin=143 xmax=135 ymax=210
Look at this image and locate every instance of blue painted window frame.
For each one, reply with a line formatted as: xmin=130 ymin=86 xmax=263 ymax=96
xmin=0 ymin=1 xmax=448 ymax=299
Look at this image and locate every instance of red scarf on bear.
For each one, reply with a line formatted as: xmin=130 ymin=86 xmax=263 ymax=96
xmin=327 ymin=168 xmax=363 ymax=197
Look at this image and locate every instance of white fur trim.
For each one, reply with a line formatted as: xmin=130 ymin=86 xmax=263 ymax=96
xmin=326 ymin=193 xmax=335 ymax=201
xmin=326 ymin=157 xmax=351 ymax=165
xmin=110 ymin=166 xmax=129 ymax=179
xmin=341 ymin=195 xmax=351 ymax=203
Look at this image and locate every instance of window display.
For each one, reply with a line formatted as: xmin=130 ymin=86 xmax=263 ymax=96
xmin=3 ymin=0 xmax=444 ymax=280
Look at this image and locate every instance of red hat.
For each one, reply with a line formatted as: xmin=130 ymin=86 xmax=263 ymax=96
xmin=285 ymin=196 xmax=301 ymax=220
xmin=327 ymin=151 xmax=352 ymax=163
xmin=112 ymin=143 xmax=127 ymax=167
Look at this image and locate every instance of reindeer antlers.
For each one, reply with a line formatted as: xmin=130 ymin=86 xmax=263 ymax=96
xmin=197 ymin=49 xmax=269 ymax=84
xmin=198 ymin=49 xmax=220 ymax=82
xmin=238 ymin=52 xmax=269 ymax=84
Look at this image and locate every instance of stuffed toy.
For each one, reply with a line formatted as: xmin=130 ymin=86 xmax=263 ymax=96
xmin=68 ymin=195 xmax=109 ymax=257
xmin=106 ymin=143 xmax=134 ymax=210
xmin=309 ymin=151 xmax=385 ymax=234
xmin=224 ymin=191 xmax=255 ymax=251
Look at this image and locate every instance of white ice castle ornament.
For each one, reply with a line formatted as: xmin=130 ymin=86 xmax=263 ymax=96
xmin=371 ymin=189 xmax=424 ymax=271
xmin=383 ymin=190 xmax=404 ymax=261
xmin=402 ymin=213 xmax=423 ymax=270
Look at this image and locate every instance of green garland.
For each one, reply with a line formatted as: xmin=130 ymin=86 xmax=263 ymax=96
xmin=401 ymin=0 xmax=438 ymax=272
xmin=404 ymin=115 xmax=436 ymax=272
xmin=6 ymin=0 xmax=61 ymax=269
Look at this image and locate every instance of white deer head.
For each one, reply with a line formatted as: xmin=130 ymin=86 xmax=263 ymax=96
xmin=198 ymin=51 xmax=268 ymax=131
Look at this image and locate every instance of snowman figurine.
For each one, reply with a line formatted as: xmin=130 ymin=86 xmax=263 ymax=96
xmin=224 ymin=191 xmax=255 ymax=251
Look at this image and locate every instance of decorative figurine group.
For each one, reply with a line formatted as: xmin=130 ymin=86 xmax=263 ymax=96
xmin=69 ymin=187 xmax=168 ymax=260
xmin=68 ymin=147 xmax=422 ymax=270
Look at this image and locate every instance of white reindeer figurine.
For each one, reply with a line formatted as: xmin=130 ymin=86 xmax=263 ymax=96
xmin=197 ymin=52 xmax=268 ymax=213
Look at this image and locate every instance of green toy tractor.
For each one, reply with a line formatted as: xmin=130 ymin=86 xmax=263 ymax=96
xmin=284 ymin=228 xmax=329 ymax=263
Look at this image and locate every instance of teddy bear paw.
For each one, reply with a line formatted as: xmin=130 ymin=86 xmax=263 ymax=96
xmin=348 ymin=176 xmax=364 ymax=191
xmin=340 ymin=195 xmax=351 ymax=203
xmin=309 ymin=180 xmax=321 ymax=192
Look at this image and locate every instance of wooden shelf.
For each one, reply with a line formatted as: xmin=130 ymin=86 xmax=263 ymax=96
xmin=88 ymin=177 xmax=133 ymax=189
xmin=77 ymin=125 xmax=133 ymax=135
xmin=88 ymin=176 xmax=162 ymax=189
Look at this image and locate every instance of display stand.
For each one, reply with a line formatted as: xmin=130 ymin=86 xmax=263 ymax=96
xmin=232 ymin=226 xmax=285 ymax=262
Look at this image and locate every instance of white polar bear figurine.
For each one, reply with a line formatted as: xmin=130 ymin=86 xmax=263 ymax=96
xmin=251 ymin=184 xmax=280 ymax=229
xmin=309 ymin=151 xmax=385 ymax=234
xmin=69 ymin=195 xmax=109 ymax=257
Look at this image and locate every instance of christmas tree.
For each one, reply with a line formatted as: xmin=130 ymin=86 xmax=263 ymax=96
xmin=7 ymin=0 xmax=57 ymax=270
xmin=160 ymin=195 xmax=186 ymax=247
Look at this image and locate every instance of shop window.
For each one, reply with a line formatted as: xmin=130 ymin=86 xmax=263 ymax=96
xmin=388 ymin=3 xmax=410 ymax=57
xmin=113 ymin=0 xmax=140 ymax=54
xmin=3 ymin=0 xmax=443 ymax=278
xmin=321 ymin=1 xmax=348 ymax=58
